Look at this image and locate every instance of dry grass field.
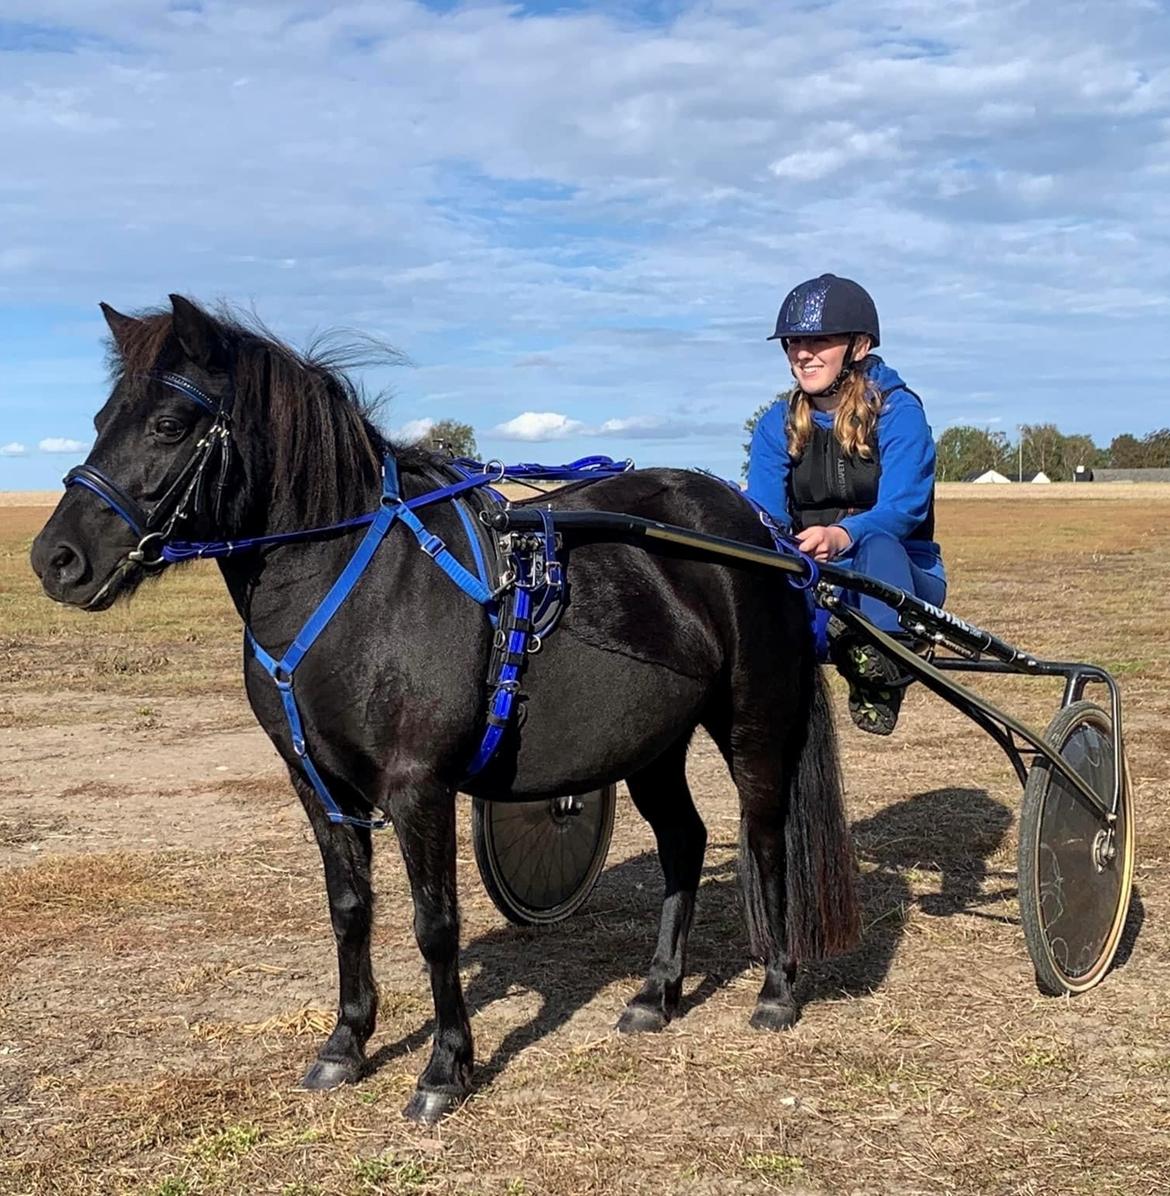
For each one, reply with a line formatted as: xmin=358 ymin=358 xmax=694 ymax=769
xmin=2 ymin=489 xmax=1168 ymax=1196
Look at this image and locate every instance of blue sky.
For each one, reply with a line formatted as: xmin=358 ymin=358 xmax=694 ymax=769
xmin=3 ymin=0 xmax=1170 ymax=489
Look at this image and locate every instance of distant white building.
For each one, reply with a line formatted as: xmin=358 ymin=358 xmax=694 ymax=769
xmin=966 ymin=469 xmax=1011 ymax=484
xmin=1025 ymin=470 xmax=1052 ymax=484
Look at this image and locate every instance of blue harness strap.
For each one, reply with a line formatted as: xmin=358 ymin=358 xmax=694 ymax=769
xmin=63 ymin=434 xmax=617 ymax=827
xmin=247 ymin=460 xmax=412 ymax=828
xmin=526 ymin=507 xmax=567 ymax=639
xmin=162 ymin=456 xmax=629 ymax=564
xmin=393 ymin=503 xmax=494 ymax=607
xmin=464 ymin=587 xmax=534 ymax=778
xmin=245 ymin=453 xmax=565 ymax=828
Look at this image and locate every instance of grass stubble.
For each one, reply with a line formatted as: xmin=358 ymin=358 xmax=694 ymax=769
xmin=1 ymin=493 xmax=1169 ymax=1195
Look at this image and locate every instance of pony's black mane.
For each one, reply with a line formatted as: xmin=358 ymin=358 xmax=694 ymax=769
xmin=112 ymin=301 xmax=444 ymax=525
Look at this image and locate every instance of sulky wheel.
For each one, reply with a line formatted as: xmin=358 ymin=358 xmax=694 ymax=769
xmin=1018 ymin=700 xmax=1135 ymax=996
xmin=471 ymin=785 xmax=617 ymax=925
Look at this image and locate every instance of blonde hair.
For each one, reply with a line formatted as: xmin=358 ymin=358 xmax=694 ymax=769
xmin=786 ymin=358 xmax=881 ymax=461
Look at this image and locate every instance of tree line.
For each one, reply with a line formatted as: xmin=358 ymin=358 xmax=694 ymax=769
xmin=934 ymin=424 xmax=1170 ymax=482
xmin=424 ymin=413 xmax=1170 ymax=486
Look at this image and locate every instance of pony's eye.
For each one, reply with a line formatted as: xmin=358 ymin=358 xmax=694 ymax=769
xmin=154 ymin=417 xmax=187 ymax=442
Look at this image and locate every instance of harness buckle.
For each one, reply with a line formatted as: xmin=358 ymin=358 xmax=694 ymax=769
xmin=420 ymin=532 xmax=446 ymax=558
xmin=491 ymin=569 xmax=517 ymax=599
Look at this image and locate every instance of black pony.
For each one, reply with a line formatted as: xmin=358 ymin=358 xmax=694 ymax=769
xmin=31 ymin=296 xmax=859 ymax=1122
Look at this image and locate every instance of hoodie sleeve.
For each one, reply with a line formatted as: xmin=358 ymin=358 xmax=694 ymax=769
xmin=745 ymin=403 xmax=792 ymax=528
xmin=837 ymin=393 xmax=935 ymax=544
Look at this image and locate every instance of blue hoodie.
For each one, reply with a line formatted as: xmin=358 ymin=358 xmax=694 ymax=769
xmin=746 ymin=358 xmax=944 ymax=580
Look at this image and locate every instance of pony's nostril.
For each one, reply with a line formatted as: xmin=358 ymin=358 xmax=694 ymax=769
xmin=51 ymin=542 xmax=86 ymax=584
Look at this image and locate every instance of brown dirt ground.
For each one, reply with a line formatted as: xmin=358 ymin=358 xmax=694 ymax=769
xmin=1 ymin=492 xmax=1168 ymax=1196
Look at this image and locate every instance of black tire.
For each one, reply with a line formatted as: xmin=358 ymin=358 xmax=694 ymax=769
xmin=471 ymin=785 xmax=617 ymax=925
xmin=1018 ymin=701 xmax=1135 ymax=996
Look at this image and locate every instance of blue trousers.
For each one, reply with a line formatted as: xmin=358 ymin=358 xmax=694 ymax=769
xmin=811 ymin=531 xmax=947 ymax=658
xmin=838 ymin=530 xmax=947 ymax=633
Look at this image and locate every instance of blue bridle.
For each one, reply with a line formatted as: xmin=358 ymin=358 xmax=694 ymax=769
xmin=64 ymin=372 xmax=233 ymax=579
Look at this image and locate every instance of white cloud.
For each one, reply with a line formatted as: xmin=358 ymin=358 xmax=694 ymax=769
xmin=1 ymin=442 xmax=29 ymax=456
xmin=492 ymin=412 xmax=586 ymax=441
xmin=392 ymin=417 xmax=436 ymax=443
xmin=4 ymin=0 xmax=1170 ymax=485
xmin=596 ymin=415 xmax=741 ymax=441
xmin=769 ymin=127 xmax=900 ymax=181
xmin=38 ymin=437 xmax=89 ymax=454
xmin=600 ymin=416 xmax=666 ymax=434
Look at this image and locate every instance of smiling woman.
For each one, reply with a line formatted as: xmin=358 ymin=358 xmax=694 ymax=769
xmin=747 ymin=273 xmax=946 ymax=736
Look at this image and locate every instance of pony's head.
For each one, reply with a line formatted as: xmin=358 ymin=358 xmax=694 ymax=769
xmin=31 ymin=294 xmax=387 ymax=610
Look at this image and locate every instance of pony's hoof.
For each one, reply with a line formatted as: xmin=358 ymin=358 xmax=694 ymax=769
xmin=403 ymin=1086 xmax=465 ymax=1124
xmin=298 ymin=1058 xmax=362 ymax=1090
xmin=750 ymin=1001 xmax=799 ymax=1032
xmin=617 ymin=1003 xmax=668 ymax=1034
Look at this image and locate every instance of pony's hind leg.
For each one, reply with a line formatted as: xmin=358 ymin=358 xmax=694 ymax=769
xmin=618 ymin=739 xmax=707 ymax=1033
xmin=391 ymin=780 xmax=473 ymax=1124
xmin=737 ymin=771 xmax=800 ymax=1031
xmin=294 ymin=776 xmax=379 ymax=1090
xmin=720 ymin=671 xmax=859 ymax=1031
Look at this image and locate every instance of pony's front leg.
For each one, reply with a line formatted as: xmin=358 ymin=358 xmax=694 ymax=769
xmin=294 ymin=776 xmax=379 ymax=1089
xmin=393 ymin=781 xmax=472 ymax=1123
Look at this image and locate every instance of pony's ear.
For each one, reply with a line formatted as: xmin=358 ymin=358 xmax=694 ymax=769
xmin=100 ymin=302 xmax=138 ymax=355
xmin=169 ymin=294 xmax=227 ymax=371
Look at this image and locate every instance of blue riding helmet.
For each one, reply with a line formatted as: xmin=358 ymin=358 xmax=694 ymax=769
xmin=768 ymin=274 xmax=880 ymax=348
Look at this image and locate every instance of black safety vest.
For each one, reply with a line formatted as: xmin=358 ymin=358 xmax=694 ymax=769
xmin=787 ymin=386 xmax=935 ymax=541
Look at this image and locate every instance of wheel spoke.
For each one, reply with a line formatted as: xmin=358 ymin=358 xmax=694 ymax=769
xmin=472 ymin=785 xmax=617 ymax=924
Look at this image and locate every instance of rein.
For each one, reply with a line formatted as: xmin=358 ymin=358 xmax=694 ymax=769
xmin=66 ymin=387 xmax=632 ymax=825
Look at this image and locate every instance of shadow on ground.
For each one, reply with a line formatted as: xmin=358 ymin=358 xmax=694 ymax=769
xmin=368 ymin=785 xmax=1018 ymax=1094
xmin=804 ymin=786 xmax=1015 ymax=999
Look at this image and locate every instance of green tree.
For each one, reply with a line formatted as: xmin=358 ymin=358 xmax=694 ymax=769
xmin=1058 ymin=434 xmax=1104 ymax=478
xmin=426 ymin=419 xmax=478 ymax=459
xmin=1108 ymin=433 xmax=1145 ymax=468
xmin=1017 ymin=422 xmax=1068 ymax=480
xmin=1141 ymin=427 xmax=1170 ymax=468
xmin=934 ymin=425 xmax=1011 ymax=481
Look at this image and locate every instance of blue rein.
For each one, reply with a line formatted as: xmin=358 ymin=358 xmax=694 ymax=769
xmin=66 ymin=383 xmax=822 ymax=828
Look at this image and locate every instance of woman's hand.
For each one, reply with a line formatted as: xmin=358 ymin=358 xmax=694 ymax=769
xmin=795 ymin=524 xmax=852 ymax=562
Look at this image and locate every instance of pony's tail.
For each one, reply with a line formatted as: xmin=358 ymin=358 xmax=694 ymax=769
xmin=785 ymin=670 xmax=860 ymax=960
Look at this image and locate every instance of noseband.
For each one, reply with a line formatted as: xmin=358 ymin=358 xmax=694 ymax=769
xmin=64 ymin=372 xmax=234 ymax=575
